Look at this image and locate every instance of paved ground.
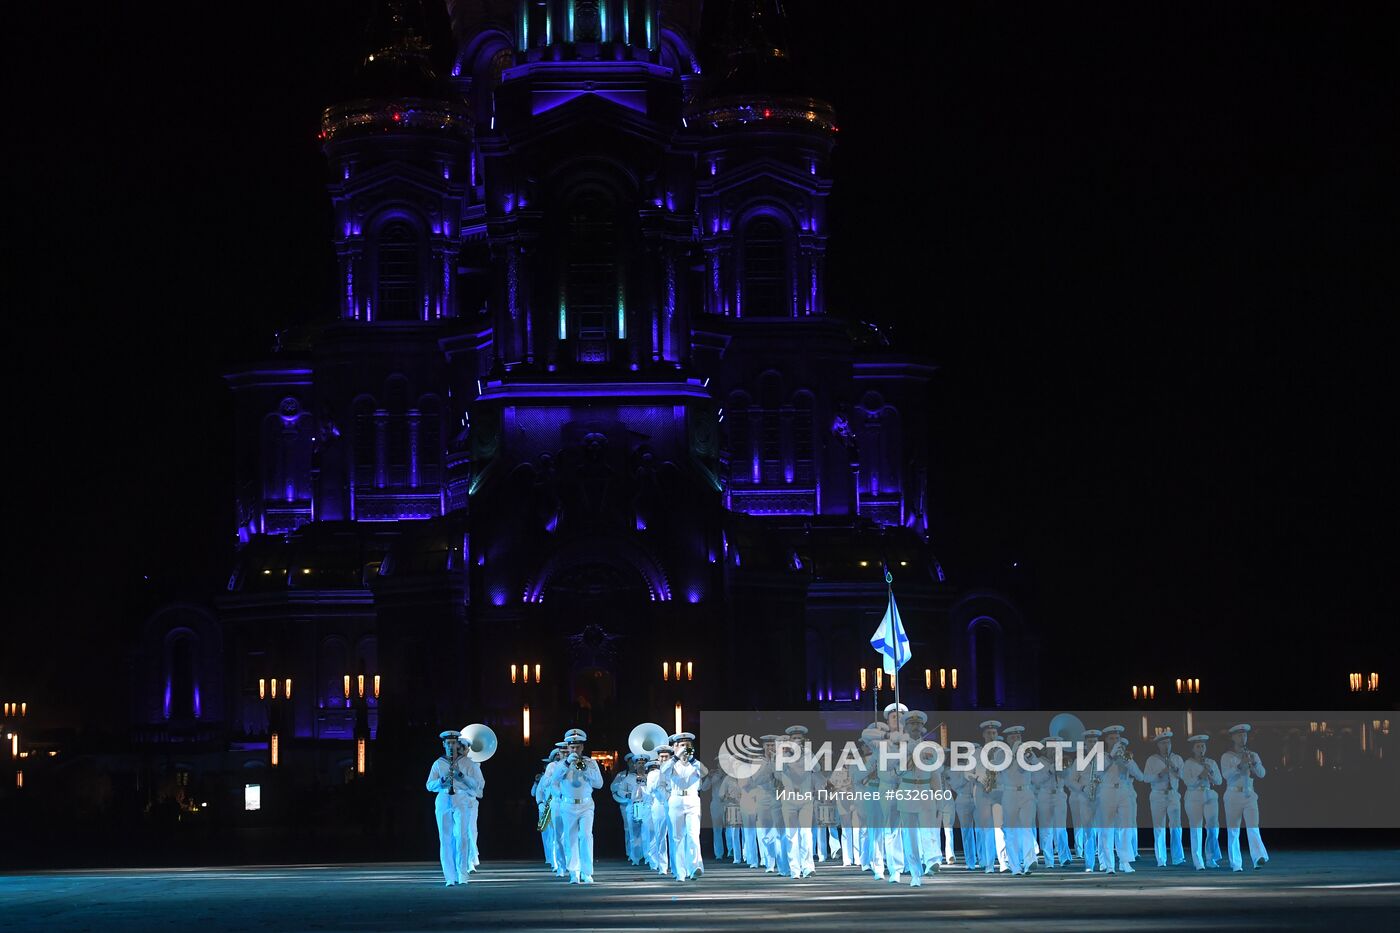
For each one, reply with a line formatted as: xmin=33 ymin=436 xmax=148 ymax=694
xmin=3 ymin=851 xmax=1397 ymax=932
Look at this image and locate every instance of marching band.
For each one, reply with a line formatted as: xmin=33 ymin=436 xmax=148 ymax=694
xmin=433 ymin=715 xmax=1270 ymax=886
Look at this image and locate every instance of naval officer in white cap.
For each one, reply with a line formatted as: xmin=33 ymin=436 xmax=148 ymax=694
xmin=1098 ymin=735 xmax=1145 ymax=873
xmin=558 ymin=728 xmax=603 ymax=883
xmin=1034 ymin=737 xmax=1071 ymax=867
xmin=611 ymin=753 xmax=641 ymax=865
xmin=998 ymin=725 xmax=1037 ymax=875
xmin=665 ymin=731 xmax=706 ymax=881
xmin=1067 ymin=728 xmax=1102 ymax=866
xmin=973 ymin=720 xmax=1008 ymax=873
xmin=1220 ymin=723 xmax=1269 ymax=871
xmin=1144 ymin=729 xmax=1186 ymax=866
xmin=1181 ymin=733 xmax=1223 ymax=869
xmin=427 ymin=730 xmax=483 ymax=886
xmin=1101 ymin=724 xmax=1137 ymax=864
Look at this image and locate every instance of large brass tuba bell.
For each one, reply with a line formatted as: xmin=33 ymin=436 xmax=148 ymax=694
xmin=628 ymin=722 xmax=669 ymax=758
xmin=1048 ymin=712 xmax=1087 ymax=745
xmin=460 ymin=723 xmax=498 ymax=763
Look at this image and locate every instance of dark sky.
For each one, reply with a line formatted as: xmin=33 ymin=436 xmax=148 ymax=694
xmin=3 ymin=2 xmax=1395 ymax=724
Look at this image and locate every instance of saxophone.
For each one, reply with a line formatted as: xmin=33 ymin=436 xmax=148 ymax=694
xmin=1086 ymin=768 xmax=1102 ymax=802
xmin=981 ymin=766 xmax=998 ymax=794
xmin=537 ymin=796 xmax=553 ymax=832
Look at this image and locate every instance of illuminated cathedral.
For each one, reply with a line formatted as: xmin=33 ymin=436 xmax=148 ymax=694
xmin=132 ymin=1 xmax=1031 ymax=810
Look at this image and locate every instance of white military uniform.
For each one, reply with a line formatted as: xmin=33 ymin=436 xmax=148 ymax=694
xmin=426 ymin=732 xmax=484 ymax=886
xmin=1101 ymin=725 xmax=1137 ymax=864
xmin=946 ymin=744 xmax=979 ymax=869
xmin=973 ymin=724 xmax=1008 ymax=873
xmin=889 ymin=732 xmax=929 ymax=886
xmin=646 ymin=749 xmax=675 ymax=874
xmin=532 ymin=758 xmax=556 ymax=868
xmin=1143 ymin=731 xmax=1186 ymax=866
xmin=1097 ymin=737 xmax=1145 ymax=873
xmin=1067 ymin=729 xmax=1103 ymax=865
xmin=1181 ymin=735 xmax=1223 ymax=869
xmin=778 ymin=726 xmax=821 ymax=878
xmin=1033 ymin=740 xmax=1071 ymax=866
xmin=1220 ymin=724 xmax=1269 ymax=871
xmin=640 ymin=760 xmax=661 ymax=870
xmin=557 ymin=730 xmax=604 ymax=884
xmin=999 ymin=728 xmax=1037 ymax=875
xmin=664 ymin=734 xmax=706 ymax=881
xmin=612 ymin=756 xmax=641 ymax=865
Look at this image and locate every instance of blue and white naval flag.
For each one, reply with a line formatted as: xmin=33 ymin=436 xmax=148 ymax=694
xmin=869 ymin=584 xmax=911 ymax=675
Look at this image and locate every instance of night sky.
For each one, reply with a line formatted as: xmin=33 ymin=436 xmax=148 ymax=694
xmin=4 ymin=3 xmax=1394 ymax=727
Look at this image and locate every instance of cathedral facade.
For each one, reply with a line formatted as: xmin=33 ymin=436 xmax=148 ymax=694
xmin=131 ymin=1 xmax=1032 ymax=808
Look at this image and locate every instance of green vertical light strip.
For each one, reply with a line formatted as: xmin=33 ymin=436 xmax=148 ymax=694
xmin=520 ymin=0 xmax=528 ymax=49
xmin=559 ymin=297 xmax=568 ymax=340
xmin=546 ymin=4 xmax=552 ymax=45
xmin=599 ymin=0 xmax=607 ymax=40
xmin=567 ymin=0 xmax=574 ymax=41
xmin=617 ymin=290 xmax=626 ymax=339
xmin=622 ymin=1 xmax=630 ymax=44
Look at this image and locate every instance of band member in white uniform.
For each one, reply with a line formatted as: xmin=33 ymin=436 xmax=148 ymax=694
xmin=1220 ymin=723 xmax=1269 ymax=871
xmin=973 ymin=720 xmax=1008 ymax=873
xmin=855 ymin=725 xmax=887 ymax=875
xmin=1034 ymin=738 xmax=1071 ymax=867
xmin=946 ymin=742 xmax=978 ymax=870
xmin=737 ymin=745 xmax=764 ymax=869
xmin=647 ymin=745 xmax=675 ymax=875
xmin=641 ymin=757 xmax=662 ymax=870
xmin=612 ymin=753 xmax=641 ymax=865
xmin=1181 ymin=733 xmax=1223 ymax=869
xmin=998 ymin=725 xmax=1037 ymax=875
xmin=757 ymin=735 xmax=789 ymax=875
xmin=557 ymin=728 xmax=603 ymax=884
xmin=426 ymin=730 xmax=484 ymax=886
xmin=1067 ymin=728 xmax=1102 ymax=865
xmin=868 ymin=728 xmax=906 ymax=883
xmin=1098 ymin=736 xmax=1145 ymax=874
xmin=779 ymin=725 xmax=821 ymax=878
xmin=888 ymin=730 xmax=928 ymax=886
xmin=545 ymin=740 xmax=570 ymax=875
xmin=665 ymin=732 xmax=706 ymax=881
xmin=826 ymin=748 xmax=858 ymax=867
xmin=700 ymin=758 xmax=727 ymax=860
xmin=1100 ymin=725 xmax=1136 ymax=863
xmin=1144 ymin=729 xmax=1187 ymax=867
xmin=903 ymin=712 xmax=947 ymax=871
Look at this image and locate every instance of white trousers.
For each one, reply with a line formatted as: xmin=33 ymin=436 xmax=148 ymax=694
xmin=1184 ymin=788 xmax=1222 ymax=868
xmin=559 ymin=801 xmax=596 ymax=880
xmin=1223 ymin=788 xmax=1268 ymax=870
xmin=668 ymin=796 xmax=703 ymax=879
xmin=1150 ymin=790 xmax=1185 ymax=865
xmin=434 ymin=796 xmax=472 ymax=884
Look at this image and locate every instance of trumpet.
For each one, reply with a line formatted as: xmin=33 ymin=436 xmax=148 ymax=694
xmin=571 ymin=753 xmax=589 ymax=772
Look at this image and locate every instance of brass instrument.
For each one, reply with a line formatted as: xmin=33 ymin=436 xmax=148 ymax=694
xmin=981 ymin=766 xmax=998 ymax=794
xmin=1086 ymin=769 xmax=1102 ymax=802
xmin=537 ymin=796 xmax=553 ymax=832
xmin=460 ymin=723 xmax=498 ymax=763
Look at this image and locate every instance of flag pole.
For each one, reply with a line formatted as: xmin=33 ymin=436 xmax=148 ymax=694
xmin=886 ymin=565 xmax=900 ymax=717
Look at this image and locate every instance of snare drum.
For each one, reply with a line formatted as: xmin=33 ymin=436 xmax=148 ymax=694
xmin=816 ymin=803 xmax=837 ymax=827
xmin=724 ymin=802 xmax=743 ymax=827
xmin=631 ymin=800 xmax=646 ymax=822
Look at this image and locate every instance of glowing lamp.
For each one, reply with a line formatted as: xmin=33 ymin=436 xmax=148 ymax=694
xmin=860 ymin=669 xmax=867 ymax=691
xmin=357 ymin=674 xmax=365 ymax=699
xmin=356 ymin=738 xmax=366 ymax=774
xmin=686 ymin=662 xmax=693 ymax=682
xmin=343 ymin=675 xmax=351 ymax=700
xmin=270 ymin=732 xmax=280 ymax=767
xmin=674 ymin=702 xmax=683 ymax=736
xmin=374 ymin=675 xmax=381 ymax=699
xmin=523 ymin=705 xmax=531 ymax=747
xmin=535 ymin=664 xmax=541 ymax=684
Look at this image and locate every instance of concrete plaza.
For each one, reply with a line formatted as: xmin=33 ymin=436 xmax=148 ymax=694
xmin=3 ymin=851 xmax=1397 ymax=931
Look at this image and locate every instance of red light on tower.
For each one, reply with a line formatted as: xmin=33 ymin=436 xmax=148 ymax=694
xmin=391 ymin=111 xmax=402 ymax=123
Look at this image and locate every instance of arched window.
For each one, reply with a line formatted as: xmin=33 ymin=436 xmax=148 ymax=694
xmin=167 ymin=632 xmax=197 ymax=720
xmin=385 ymin=377 xmax=410 ymax=487
xmin=972 ymin=618 xmax=1002 ymax=709
xmin=375 ymin=221 xmax=420 ymax=321
xmin=793 ymin=392 xmax=815 ymax=485
xmin=759 ymin=372 xmax=782 ymax=484
xmin=418 ymin=396 xmax=442 ymax=487
xmin=352 ymin=397 xmax=376 ymax=491
xmin=564 ymin=189 xmax=620 ymax=362
xmin=319 ymin=638 xmax=349 ymax=708
xmin=741 ymin=217 xmax=790 ymax=317
xmin=726 ymin=392 xmax=752 ymax=485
